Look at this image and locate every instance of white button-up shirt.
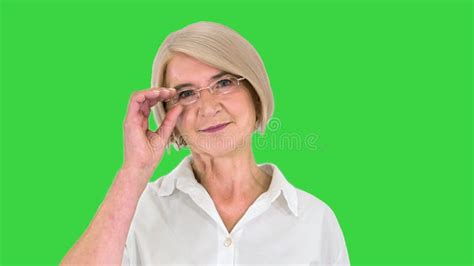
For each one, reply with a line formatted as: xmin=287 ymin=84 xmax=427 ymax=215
xmin=122 ymin=155 xmax=350 ymax=265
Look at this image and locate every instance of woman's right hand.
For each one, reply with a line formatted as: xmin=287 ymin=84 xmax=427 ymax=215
xmin=121 ymin=87 xmax=183 ymax=183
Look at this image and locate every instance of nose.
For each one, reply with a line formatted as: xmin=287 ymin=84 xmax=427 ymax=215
xmin=197 ymin=88 xmax=222 ymax=117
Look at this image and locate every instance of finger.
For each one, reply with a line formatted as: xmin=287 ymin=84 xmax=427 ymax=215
xmin=139 ymin=100 xmax=150 ymax=118
xmin=156 ymin=104 xmax=184 ymax=142
xmin=146 ymin=88 xmax=177 ymax=107
xmin=124 ymin=88 xmax=175 ymax=127
xmin=124 ymin=92 xmax=146 ymax=128
xmin=140 ymin=98 xmax=150 ymax=131
xmin=141 ymin=88 xmax=178 ymax=118
xmin=138 ymin=88 xmax=170 ymax=105
xmin=138 ymin=88 xmax=176 ymax=117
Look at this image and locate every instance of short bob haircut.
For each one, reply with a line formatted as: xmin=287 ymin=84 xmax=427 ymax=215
xmin=150 ymin=21 xmax=274 ymax=152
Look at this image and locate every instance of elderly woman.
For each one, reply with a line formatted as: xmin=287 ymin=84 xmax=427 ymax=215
xmin=61 ymin=21 xmax=350 ymax=265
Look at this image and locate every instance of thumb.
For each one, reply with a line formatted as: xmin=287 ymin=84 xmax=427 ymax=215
xmin=152 ymin=104 xmax=183 ymax=149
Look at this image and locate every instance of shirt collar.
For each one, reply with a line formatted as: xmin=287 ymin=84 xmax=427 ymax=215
xmin=154 ymin=155 xmax=298 ymax=217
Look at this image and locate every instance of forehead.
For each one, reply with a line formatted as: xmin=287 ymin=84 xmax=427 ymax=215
xmin=165 ymin=53 xmax=221 ymax=87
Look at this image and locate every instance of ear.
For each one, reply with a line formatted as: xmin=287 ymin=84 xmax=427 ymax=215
xmin=172 ymin=127 xmax=188 ymax=148
xmin=255 ymin=97 xmax=261 ymax=122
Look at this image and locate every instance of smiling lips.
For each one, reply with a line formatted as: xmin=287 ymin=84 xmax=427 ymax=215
xmin=199 ymin=122 xmax=231 ymax=133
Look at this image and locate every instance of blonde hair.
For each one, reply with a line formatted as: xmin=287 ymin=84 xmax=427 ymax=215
xmin=150 ymin=21 xmax=274 ymax=151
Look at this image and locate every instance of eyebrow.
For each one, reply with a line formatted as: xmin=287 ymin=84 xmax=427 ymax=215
xmin=172 ymin=71 xmax=230 ymax=91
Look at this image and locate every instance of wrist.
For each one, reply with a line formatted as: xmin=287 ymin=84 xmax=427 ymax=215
xmin=120 ymin=163 xmax=154 ymax=178
xmin=116 ymin=167 xmax=151 ymax=190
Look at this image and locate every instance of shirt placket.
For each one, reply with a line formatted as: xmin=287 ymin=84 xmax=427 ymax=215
xmin=216 ymin=226 xmax=244 ymax=265
xmin=216 ymin=230 xmax=235 ymax=265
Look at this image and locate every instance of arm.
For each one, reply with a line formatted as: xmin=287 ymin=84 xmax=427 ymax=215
xmin=60 ymin=87 xmax=182 ymax=265
xmin=60 ymin=167 xmax=148 ymax=265
xmin=322 ymin=205 xmax=351 ymax=266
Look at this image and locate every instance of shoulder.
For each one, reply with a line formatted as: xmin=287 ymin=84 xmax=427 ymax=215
xmin=131 ymin=176 xmax=173 ymax=217
xmin=132 ymin=156 xmax=196 ymax=216
xmin=262 ymin=161 xmax=339 ymax=222
xmin=136 ymin=175 xmax=173 ymax=207
xmin=292 ymin=188 xmax=350 ymax=264
xmin=293 ymin=186 xmax=340 ymax=224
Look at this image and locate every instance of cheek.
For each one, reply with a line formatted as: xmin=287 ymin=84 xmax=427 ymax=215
xmin=230 ymin=95 xmax=257 ymax=128
xmin=176 ymin=108 xmax=196 ymax=134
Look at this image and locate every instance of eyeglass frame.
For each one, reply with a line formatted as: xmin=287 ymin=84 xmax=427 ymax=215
xmin=164 ymin=74 xmax=247 ymax=106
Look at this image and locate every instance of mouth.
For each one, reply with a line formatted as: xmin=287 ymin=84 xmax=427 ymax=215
xmin=199 ymin=122 xmax=231 ymax=133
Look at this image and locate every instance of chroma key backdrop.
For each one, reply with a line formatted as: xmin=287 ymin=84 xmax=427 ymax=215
xmin=1 ymin=0 xmax=472 ymax=265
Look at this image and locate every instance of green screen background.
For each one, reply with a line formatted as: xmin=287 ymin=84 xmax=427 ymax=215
xmin=1 ymin=0 xmax=472 ymax=265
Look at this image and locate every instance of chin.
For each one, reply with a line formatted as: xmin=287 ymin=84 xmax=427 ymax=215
xmin=190 ymin=135 xmax=249 ymax=156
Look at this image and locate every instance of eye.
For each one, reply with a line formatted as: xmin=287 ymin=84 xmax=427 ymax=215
xmin=178 ymin=89 xmax=196 ymax=99
xmin=215 ymin=78 xmax=233 ymax=89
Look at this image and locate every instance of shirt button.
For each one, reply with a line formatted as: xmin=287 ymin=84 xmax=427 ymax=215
xmin=223 ymin=237 xmax=232 ymax=247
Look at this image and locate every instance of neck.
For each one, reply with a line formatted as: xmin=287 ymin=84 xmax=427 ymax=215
xmin=190 ymin=147 xmax=271 ymax=204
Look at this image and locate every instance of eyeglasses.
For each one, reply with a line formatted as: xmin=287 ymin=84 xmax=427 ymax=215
xmin=165 ymin=74 xmax=246 ymax=106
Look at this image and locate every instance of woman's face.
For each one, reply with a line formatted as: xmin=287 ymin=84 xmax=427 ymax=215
xmin=165 ymin=53 xmax=258 ymax=156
